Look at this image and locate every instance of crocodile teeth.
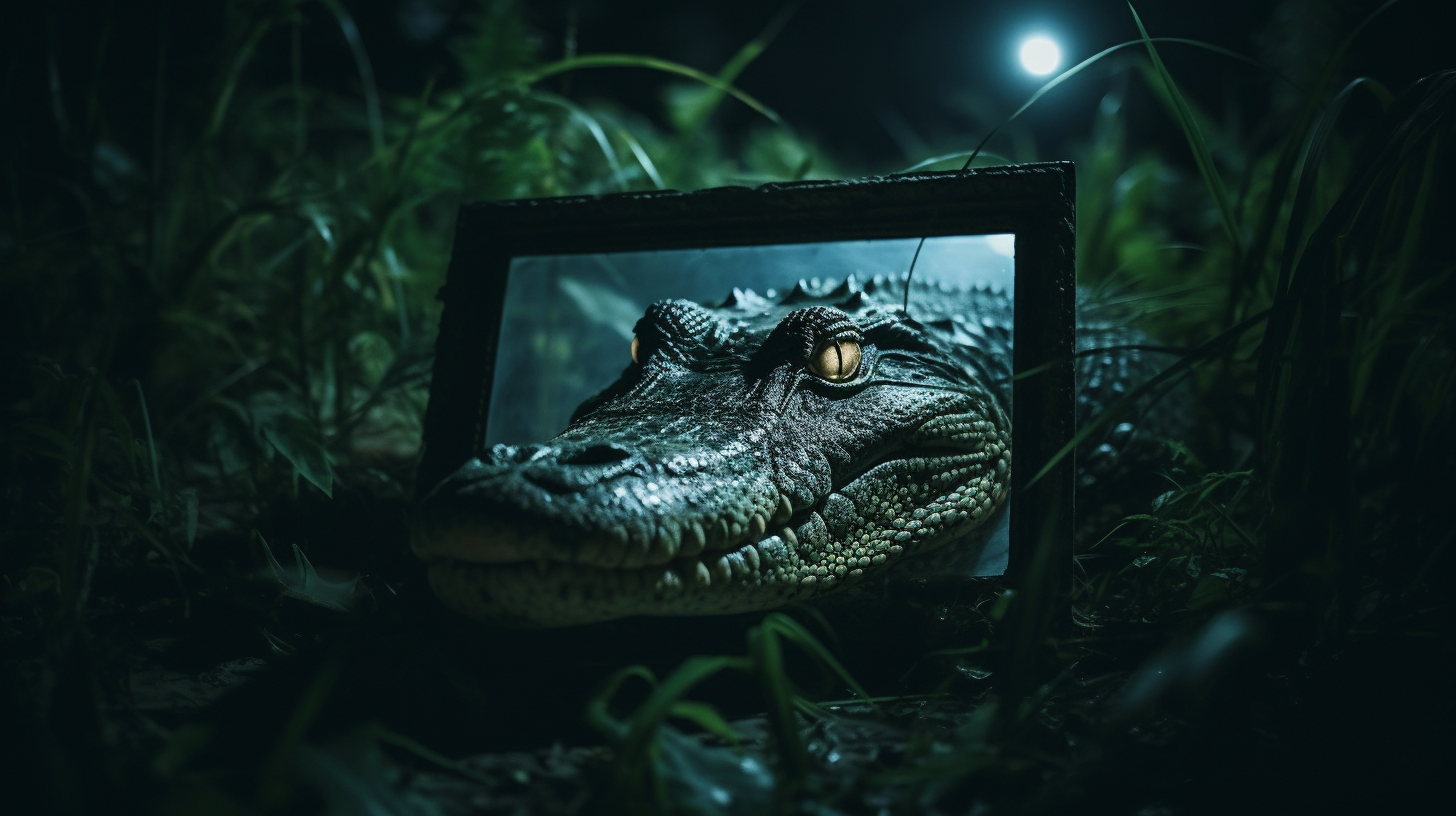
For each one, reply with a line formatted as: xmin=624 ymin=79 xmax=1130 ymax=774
xmin=620 ymin=530 xmax=651 ymax=568
xmin=694 ymin=561 xmax=713 ymax=586
xmin=773 ymin=494 xmax=793 ymax=524
xmin=780 ymin=526 xmax=799 ymax=547
xmin=651 ymin=524 xmax=678 ymax=564
xmin=655 ymin=569 xmax=683 ymax=593
xmin=748 ymin=513 xmax=767 ymax=542
xmin=712 ymin=556 xmax=733 ymax=582
xmin=743 ymin=544 xmax=761 ymax=571
xmin=706 ymin=518 xmax=730 ymax=550
xmin=683 ymin=522 xmax=707 ymax=556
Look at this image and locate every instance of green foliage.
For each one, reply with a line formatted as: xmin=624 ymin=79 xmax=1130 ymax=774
xmin=0 ymin=0 xmax=837 ymax=811
xmin=257 ymin=530 xmax=362 ymax=611
xmin=1131 ymin=9 xmax=1240 ymax=249
xmin=585 ymin=613 xmax=872 ymax=812
xmin=907 ymin=4 xmax=1453 ymax=812
xmin=1 ymin=0 xmax=826 ymax=626
xmin=2 ymin=0 xmax=1451 ymax=813
xmin=1082 ymin=470 xmax=1259 ymax=620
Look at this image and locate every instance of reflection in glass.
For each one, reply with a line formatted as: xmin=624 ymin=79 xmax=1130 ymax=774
xmin=485 ymin=234 xmax=1015 ymax=575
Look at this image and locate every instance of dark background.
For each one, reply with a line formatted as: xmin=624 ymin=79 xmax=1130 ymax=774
xmin=2 ymin=2 xmax=1453 ymax=814
xmin=5 ymin=0 xmax=1449 ymax=180
xmin=407 ymin=0 xmax=1449 ymax=164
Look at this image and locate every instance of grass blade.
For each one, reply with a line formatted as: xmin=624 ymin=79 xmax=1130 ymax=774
xmin=1024 ymin=306 xmax=1270 ymax=490
xmin=520 ymin=54 xmax=784 ymax=127
xmin=960 ymin=37 xmax=1287 ymax=172
xmin=618 ymin=128 xmax=666 ymax=190
xmin=534 ymin=92 xmax=627 ymax=191
xmin=319 ymin=0 xmax=385 ymax=152
xmin=675 ymin=4 xmax=799 ymax=133
xmin=1129 ymin=4 xmax=1239 ymax=250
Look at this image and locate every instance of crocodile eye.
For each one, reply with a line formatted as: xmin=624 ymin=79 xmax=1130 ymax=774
xmin=808 ymin=339 xmax=862 ymax=382
xmin=631 ymin=335 xmax=642 ymax=365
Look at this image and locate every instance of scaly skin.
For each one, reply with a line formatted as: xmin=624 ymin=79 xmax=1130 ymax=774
xmin=411 ymin=275 xmax=1164 ymax=626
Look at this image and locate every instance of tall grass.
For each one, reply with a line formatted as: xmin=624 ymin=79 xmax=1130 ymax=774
xmin=895 ymin=3 xmax=1455 ymax=812
xmin=1 ymin=0 xmax=1450 ymax=814
xmin=1 ymin=0 xmax=827 ymax=811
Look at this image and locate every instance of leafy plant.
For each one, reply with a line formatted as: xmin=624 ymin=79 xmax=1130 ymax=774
xmin=0 ymin=0 xmax=834 ymax=811
xmin=586 ymin=613 xmax=873 ymax=812
xmin=1 ymin=0 xmax=1450 ymax=813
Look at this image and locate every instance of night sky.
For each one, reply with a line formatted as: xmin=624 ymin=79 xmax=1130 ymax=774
xmin=482 ymin=0 xmax=1449 ymax=166
xmin=511 ymin=0 xmax=1280 ymax=162
xmin=5 ymin=0 xmax=1448 ymax=178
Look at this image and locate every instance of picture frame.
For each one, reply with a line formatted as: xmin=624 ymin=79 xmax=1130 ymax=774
xmin=418 ymin=162 xmax=1075 ymax=596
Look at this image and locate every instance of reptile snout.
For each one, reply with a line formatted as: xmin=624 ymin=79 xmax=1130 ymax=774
xmin=519 ymin=443 xmax=645 ymax=493
xmin=559 ymin=443 xmax=635 ymax=465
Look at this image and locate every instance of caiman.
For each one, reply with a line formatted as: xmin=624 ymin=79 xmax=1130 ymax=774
xmin=410 ymin=275 xmax=1178 ymax=626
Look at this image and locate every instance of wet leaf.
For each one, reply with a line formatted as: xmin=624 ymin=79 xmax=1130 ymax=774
xmin=257 ymin=531 xmax=360 ymax=611
xmin=653 ymin=726 xmax=773 ymax=816
xmin=261 ymin=414 xmax=334 ymax=498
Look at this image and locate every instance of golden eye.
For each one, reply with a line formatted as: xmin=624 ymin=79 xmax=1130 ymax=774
xmin=631 ymin=335 xmax=642 ymax=365
xmin=808 ymin=339 xmax=862 ymax=382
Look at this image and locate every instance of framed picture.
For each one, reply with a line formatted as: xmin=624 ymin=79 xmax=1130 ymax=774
xmin=414 ymin=163 xmax=1075 ymax=625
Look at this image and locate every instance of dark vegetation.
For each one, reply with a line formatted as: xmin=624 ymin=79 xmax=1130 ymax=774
xmin=2 ymin=0 xmax=1452 ymax=813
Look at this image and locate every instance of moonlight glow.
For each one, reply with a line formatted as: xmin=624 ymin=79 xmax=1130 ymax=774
xmin=1018 ymin=35 xmax=1061 ymax=76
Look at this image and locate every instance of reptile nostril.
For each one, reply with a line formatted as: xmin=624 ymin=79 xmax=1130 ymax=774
xmin=559 ymin=444 xmax=635 ymax=466
xmin=484 ymin=443 xmax=554 ymax=466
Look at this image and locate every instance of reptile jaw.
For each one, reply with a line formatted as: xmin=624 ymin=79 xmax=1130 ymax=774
xmin=413 ymin=446 xmax=1008 ymax=625
xmin=410 ymin=487 xmax=797 ymax=572
xmin=420 ymin=521 xmax=823 ymax=626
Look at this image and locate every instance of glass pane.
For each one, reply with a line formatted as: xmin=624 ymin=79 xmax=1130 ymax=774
xmin=486 ymin=234 xmax=1015 ymax=575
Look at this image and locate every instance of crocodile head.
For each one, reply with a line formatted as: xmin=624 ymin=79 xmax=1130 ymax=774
xmin=411 ymin=277 xmax=1013 ymax=625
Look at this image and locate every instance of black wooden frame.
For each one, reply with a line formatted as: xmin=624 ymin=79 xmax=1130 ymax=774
xmin=418 ymin=162 xmax=1076 ymax=589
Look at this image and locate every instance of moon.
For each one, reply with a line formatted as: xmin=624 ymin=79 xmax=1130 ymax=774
xmin=1019 ymin=36 xmax=1062 ymax=76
